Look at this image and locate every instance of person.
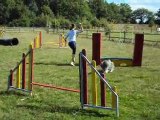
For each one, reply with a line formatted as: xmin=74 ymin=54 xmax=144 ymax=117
xmin=65 ymin=23 xmax=83 ymax=66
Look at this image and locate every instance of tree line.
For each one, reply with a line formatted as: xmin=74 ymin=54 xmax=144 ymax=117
xmin=0 ymin=0 xmax=160 ymax=28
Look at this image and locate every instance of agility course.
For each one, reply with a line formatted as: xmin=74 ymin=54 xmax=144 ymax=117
xmin=92 ymin=33 xmax=144 ymax=67
xmin=7 ymin=31 xmax=119 ymax=117
xmin=1 ymin=28 xmax=160 ymax=119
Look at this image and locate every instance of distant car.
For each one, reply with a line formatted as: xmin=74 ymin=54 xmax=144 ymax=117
xmin=157 ymin=28 xmax=160 ymax=32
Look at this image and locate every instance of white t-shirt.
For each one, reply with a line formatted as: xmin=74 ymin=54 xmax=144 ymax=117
xmin=66 ymin=29 xmax=82 ymax=42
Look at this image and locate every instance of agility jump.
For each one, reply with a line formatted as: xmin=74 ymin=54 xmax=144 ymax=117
xmin=42 ymin=33 xmax=67 ymax=48
xmin=8 ymin=31 xmax=42 ymax=93
xmin=8 ymin=44 xmax=33 ymax=93
xmin=0 ymin=29 xmax=5 ymax=37
xmin=79 ymin=49 xmax=119 ymax=117
xmin=92 ymin=33 xmax=144 ymax=66
xmin=33 ymin=31 xmax=42 ymax=49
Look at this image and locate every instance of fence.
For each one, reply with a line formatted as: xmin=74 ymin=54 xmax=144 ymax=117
xmin=2 ymin=27 xmax=44 ymax=33
xmin=2 ymin=27 xmax=159 ymax=47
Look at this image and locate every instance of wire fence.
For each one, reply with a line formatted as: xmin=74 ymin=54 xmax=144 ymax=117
xmin=1 ymin=27 xmax=160 ymax=48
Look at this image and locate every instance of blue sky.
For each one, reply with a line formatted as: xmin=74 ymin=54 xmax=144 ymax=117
xmin=107 ymin=0 xmax=160 ymax=13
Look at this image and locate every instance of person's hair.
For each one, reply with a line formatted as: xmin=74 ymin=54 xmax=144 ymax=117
xmin=70 ymin=24 xmax=76 ymax=30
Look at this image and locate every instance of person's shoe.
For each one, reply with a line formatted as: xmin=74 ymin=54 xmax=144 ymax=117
xmin=70 ymin=62 xmax=75 ymax=66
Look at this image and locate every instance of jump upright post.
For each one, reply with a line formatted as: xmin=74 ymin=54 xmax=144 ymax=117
xmin=92 ymin=33 xmax=101 ymax=65
xmin=59 ymin=33 xmax=67 ymax=48
xmin=33 ymin=31 xmax=42 ymax=49
xmin=132 ymin=34 xmax=144 ymax=66
xmin=93 ymin=33 xmax=144 ymax=67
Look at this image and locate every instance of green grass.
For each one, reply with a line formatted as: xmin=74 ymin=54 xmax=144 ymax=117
xmin=0 ymin=30 xmax=160 ymax=120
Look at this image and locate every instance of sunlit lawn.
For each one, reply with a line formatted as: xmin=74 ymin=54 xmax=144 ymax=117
xmin=0 ymin=29 xmax=160 ymax=120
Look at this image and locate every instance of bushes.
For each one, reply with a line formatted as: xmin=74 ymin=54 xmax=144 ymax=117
xmin=51 ymin=17 xmax=70 ymax=29
xmin=31 ymin=16 xmax=48 ymax=27
xmin=9 ymin=18 xmax=31 ymax=27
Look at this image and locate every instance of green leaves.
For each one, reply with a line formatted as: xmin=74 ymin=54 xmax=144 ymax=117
xmin=0 ymin=0 xmax=159 ymax=27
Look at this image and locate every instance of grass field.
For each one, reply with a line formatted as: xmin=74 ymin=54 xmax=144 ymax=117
xmin=0 ymin=30 xmax=160 ymax=120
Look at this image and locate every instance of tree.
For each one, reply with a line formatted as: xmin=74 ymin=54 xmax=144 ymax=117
xmin=106 ymin=3 xmax=122 ymax=23
xmin=49 ymin=0 xmax=58 ymax=16
xmin=119 ymin=3 xmax=132 ymax=23
xmin=41 ymin=5 xmax=53 ymax=17
xmin=155 ymin=9 xmax=160 ymax=26
xmin=0 ymin=2 xmax=8 ymax=24
xmin=131 ymin=8 xmax=153 ymax=24
xmin=89 ymin=0 xmax=107 ymax=19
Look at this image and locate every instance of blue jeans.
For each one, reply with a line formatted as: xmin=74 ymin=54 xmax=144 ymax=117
xmin=68 ymin=41 xmax=76 ymax=54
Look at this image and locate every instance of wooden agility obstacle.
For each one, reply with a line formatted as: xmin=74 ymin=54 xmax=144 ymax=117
xmin=7 ymin=44 xmax=78 ymax=94
xmin=79 ymin=49 xmax=119 ymax=117
xmin=59 ymin=33 xmax=67 ymax=48
xmin=0 ymin=29 xmax=5 ymax=37
xmin=33 ymin=31 xmax=42 ymax=49
xmin=8 ymin=32 xmax=42 ymax=93
xmin=42 ymin=33 xmax=67 ymax=48
xmin=92 ymin=33 xmax=144 ymax=67
xmin=8 ymin=44 xmax=33 ymax=93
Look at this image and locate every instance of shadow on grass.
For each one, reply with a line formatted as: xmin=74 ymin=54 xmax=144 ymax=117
xmin=0 ymin=90 xmax=28 ymax=96
xmin=41 ymin=47 xmax=69 ymax=50
xmin=17 ymin=103 xmax=111 ymax=118
xmin=51 ymin=105 xmax=110 ymax=117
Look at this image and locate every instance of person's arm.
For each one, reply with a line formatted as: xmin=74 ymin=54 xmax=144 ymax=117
xmin=77 ymin=23 xmax=83 ymax=34
xmin=79 ymin=23 xmax=83 ymax=32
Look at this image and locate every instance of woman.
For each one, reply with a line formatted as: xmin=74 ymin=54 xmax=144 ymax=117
xmin=65 ymin=23 xmax=83 ymax=66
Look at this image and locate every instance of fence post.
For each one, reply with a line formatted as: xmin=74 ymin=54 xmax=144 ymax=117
xmin=109 ymin=32 xmax=111 ymax=41
xmin=39 ymin=31 xmax=42 ymax=48
xmin=123 ymin=31 xmax=126 ymax=42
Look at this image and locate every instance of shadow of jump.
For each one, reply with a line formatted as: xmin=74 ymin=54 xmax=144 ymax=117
xmin=17 ymin=103 xmax=110 ymax=118
xmin=0 ymin=90 xmax=27 ymax=96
